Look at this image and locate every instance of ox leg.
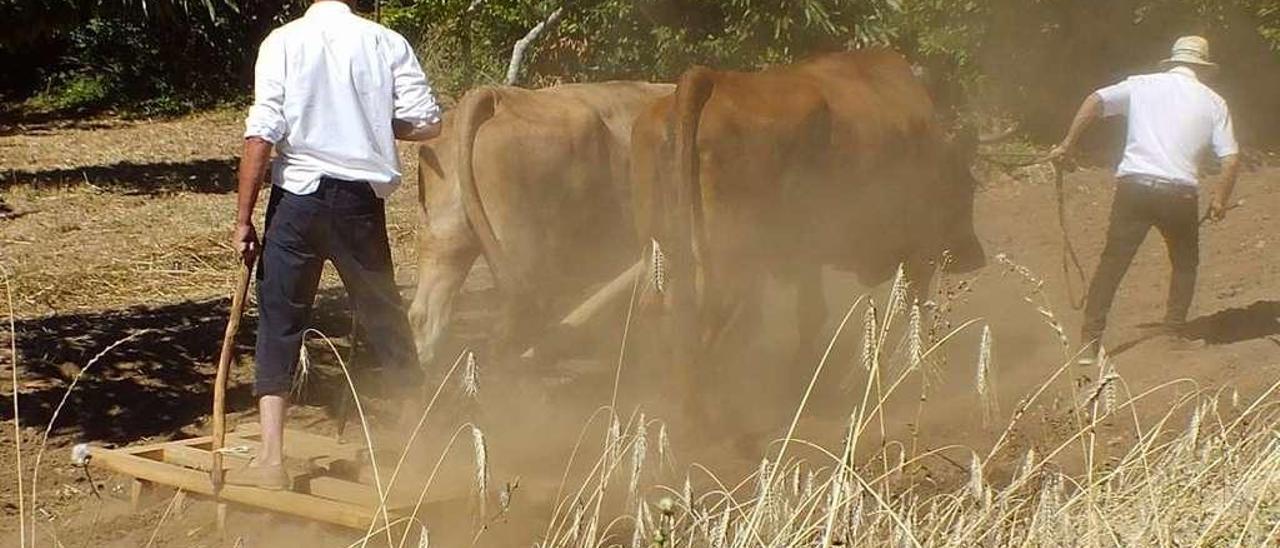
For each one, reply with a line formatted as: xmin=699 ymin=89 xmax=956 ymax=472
xmin=494 ymin=283 xmax=543 ymax=364
xmin=904 ymin=256 xmax=940 ymax=350
xmin=793 ymin=267 xmax=828 ymax=366
xmin=904 ymin=256 xmax=938 ymax=308
xmin=408 ymin=235 xmax=479 ymax=371
xmin=662 ymin=261 xmax=707 ymax=423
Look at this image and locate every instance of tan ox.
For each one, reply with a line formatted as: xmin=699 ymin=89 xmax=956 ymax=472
xmin=630 ymin=50 xmax=985 ymax=377
xmin=409 ymin=82 xmax=674 ymax=365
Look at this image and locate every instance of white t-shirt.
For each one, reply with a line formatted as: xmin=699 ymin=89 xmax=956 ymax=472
xmin=1094 ymin=66 xmax=1238 ymax=186
xmin=243 ymin=1 xmax=442 ymax=197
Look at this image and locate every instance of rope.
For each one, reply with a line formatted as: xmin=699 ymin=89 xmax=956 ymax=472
xmin=212 ymin=445 xmax=252 ymax=456
xmin=1051 ymin=161 xmax=1088 ymax=310
xmin=980 ymin=153 xmax=1088 ymax=310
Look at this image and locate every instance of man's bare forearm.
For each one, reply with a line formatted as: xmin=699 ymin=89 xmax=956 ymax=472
xmin=1215 ymin=154 xmax=1241 ymax=203
xmin=1059 ymin=93 xmax=1103 ymax=150
xmin=237 ymin=137 xmax=274 ymax=225
xmin=393 ymin=119 xmax=442 ymax=142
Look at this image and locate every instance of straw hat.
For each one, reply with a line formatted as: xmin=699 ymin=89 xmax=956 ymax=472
xmin=1159 ymin=35 xmax=1218 ymax=71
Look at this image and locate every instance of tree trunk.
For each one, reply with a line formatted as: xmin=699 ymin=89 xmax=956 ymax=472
xmin=505 ymin=7 xmax=565 ymax=86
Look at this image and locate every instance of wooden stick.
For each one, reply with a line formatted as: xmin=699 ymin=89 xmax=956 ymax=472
xmin=521 ymin=260 xmax=643 ymax=358
xmin=211 ymin=262 xmax=253 ymax=492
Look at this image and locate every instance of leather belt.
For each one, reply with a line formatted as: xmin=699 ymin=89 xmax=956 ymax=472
xmin=1121 ymin=174 xmax=1197 ymax=194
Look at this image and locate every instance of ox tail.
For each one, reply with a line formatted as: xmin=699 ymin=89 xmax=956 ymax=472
xmin=667 ymin=66 xmax=715 ymax=340
xmin=454 ymin=86 xmax=509 ymax=291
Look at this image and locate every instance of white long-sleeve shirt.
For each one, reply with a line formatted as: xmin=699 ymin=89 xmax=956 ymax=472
xmin=1094 ymin=66 xmax=1238 ymax=187
xmin=244 ymin=1 xmax=441 ymax=197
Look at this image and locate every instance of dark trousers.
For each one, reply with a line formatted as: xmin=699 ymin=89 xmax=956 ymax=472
xmin=254 ymin=178 xmax=421 ymax=396
xmin=1081 ymin=177 xmax=1199 ymax=346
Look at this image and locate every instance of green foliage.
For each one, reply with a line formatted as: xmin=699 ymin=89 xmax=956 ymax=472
xmin=29 ymin=74 xmax=111 ymax=112
xmin=2 ymin=0 xmax=299 ymax=115
xmin=3 ymin=0 xmax=1279 ymax=142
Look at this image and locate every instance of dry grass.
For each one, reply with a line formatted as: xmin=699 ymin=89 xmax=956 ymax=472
xmin=522 ymin=270 xmax=1280 ymax=547
xmin=0 ymin=109 xmax=426 ymax=319
xmin=10 ymin=254 xmax=1278 ymax=547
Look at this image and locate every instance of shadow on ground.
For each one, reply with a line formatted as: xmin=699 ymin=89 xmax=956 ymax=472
xmin=0 ymin=158 xmax=238 ymax=195
xmin=1111 ymin=300 xmax=1280 ymax=355
xmin=3 ymin=287 xmax=377 ymax=444
xmin=1181 ymin=300 xmax=1280 ymax=345
xmin=0 ymin=111 xmax=131 ymax=138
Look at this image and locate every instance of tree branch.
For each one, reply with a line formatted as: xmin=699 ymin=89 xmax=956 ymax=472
xmin=505 ymin=6 xmax=565 ymax=86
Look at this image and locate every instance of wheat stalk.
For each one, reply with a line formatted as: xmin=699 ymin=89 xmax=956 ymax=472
xmin=567 ymin=503 xmax=584 ymax=544
xmin=650 ymin=238 xmax=667 ymax=294
xmin=4 ymin=267 xmax=26 ymax=548
xmin=968 ymin=451 xmax=985 ymax=504
xmin=607 ymin=415 xmax=622 ymax=468
xmin=906 ymin=301 xmax=923 ymax=374
xmin=472 ymin=425 xmax=490 ymax=518
xmin=711 ymin=504 xmax=730 ymax=548
xmin=629 ymin=413 xmax=648 ymax=503
xmin=994 ymin=253 xmax=1070 ymax=355
xmin=630 ymin=500 xmax=647 ymax=548
xmin=861 ymin=304 xmax=878 ymax=371
xmin=790 ymin=465 xmax=802 ymax=498
xmin=1015 ymin=448 xmax=1037 ymax=486
xmin=290 ymin=339 xmax=310 ymax=398
xmin=976 ymin=324 xmax=996 ymax=426
xmin=462 ymin=349 xmax=479 ymax=398
xmin=142 ymin=489 xmax=185 ymax=548
xmin=298 ymin=330 xmax=396 ymax=548
xmin=657 ymin=423 xmax=670 ymax=469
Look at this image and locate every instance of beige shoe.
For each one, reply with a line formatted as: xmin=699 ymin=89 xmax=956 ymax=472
xmin=1076 ymin=342 xmax=1102 ymax=367
xmin=223 ymin=461 xmax=290 ymax=491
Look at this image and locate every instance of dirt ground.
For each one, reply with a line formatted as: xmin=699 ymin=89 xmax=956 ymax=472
xmin=1 ymin=110 xmax=1278 ymax=547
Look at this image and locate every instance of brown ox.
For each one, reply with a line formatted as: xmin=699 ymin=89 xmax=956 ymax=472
xmin=630 ymin=50 xmax=985 ymax=372
xmin=409 ymin=81 xmax=674 ymax=365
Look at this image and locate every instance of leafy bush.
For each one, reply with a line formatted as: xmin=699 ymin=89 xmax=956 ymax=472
xmin=28 ymin=74 xmax=111 ymax=112
xmin=2 ymin=0 xmax=298 ymax=116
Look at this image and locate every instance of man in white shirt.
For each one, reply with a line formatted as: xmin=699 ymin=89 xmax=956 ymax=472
xmin=1049 ymin=36 xmax=1240 ymax=364
xmin=229 ymin=0 xmax=441 ymax=489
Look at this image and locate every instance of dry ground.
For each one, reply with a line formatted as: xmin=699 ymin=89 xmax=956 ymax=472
xmin=1 ymin=110 xmax=1278 ymax=546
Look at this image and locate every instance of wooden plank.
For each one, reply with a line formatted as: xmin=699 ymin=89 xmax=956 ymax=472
xmin=129 ymin=479 xmax=154 ymax=512
xmin=89 ymin=447 xmax=387 ymax=530
xmin=163 ymin=443 xmax=250 ymax=471
xmin=220 ymin=434 xmax=350 ymax=473
xmin=232 ymin=424 xmax=365 ymax=462
xmin=216 ymin=502 xmax=227 ymax=534
xmin=119 ymin=436 xmax=212 ymax=456
xmin=159 ymin=443 xmax=414 ymax=510
xmin=121 ymin=445 xmax=167 ymax=457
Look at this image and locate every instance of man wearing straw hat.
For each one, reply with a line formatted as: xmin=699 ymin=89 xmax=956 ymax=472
xmin=1048 ymin=35 xmax=1240 ymax=365
xmin=228 ymin=0 xmax=441 ymax=489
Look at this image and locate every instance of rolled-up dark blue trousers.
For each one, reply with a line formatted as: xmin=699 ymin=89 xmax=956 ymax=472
xmin=254 ymin=177 xmax=421 ymax=397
